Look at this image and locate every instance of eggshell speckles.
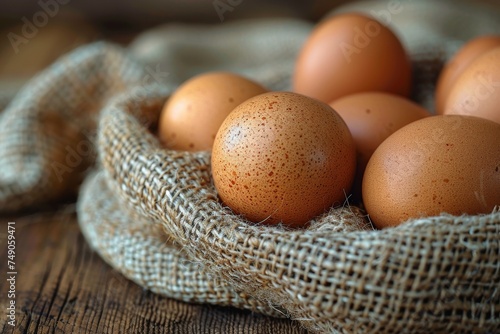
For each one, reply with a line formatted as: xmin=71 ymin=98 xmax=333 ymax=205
xmin=293 ymin=13 xmax=411 ymax=103
xmin=211 ymin=92 xmax=356 ymax=227
xmin=159 ymin=72 xmax=267 ymax=152
xmin=363 ymin=115 xmax=500 ymax=229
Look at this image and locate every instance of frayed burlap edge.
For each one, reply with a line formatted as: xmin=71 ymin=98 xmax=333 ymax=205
xmin=78 ymin=170 xmax=291 ymax=318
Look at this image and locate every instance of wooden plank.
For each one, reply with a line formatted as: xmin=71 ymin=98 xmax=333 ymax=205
xmin=0 ymin=208 xmax=306 ymax=333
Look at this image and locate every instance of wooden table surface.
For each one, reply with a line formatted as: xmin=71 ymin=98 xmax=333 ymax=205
xmin=0 ymin=208 xmax=307 ymax=334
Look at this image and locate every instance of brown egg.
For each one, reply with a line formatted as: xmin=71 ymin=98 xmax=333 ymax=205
xmin=435 ymin=35 xmax=500 ymax=114
xmin=444 ymin=47 xmax=500 ymax=124
xmin=330 ymin=92 xmax=430 ymax=170
xmin=330 ymin=92 xmax=430 ymax=202
xmin=363 ymin=115 xmax=500 ymax=229
xmin=212 ymin=92 xmax=356 ymax=227
xmin=159 ymin=72 xmax=267 ymax=151
xmin=293 ymin=13 xmax=411 ymax=103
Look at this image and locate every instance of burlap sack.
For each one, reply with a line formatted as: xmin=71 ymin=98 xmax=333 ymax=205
xmin=1 ymin=0 xmax=499 ymax=333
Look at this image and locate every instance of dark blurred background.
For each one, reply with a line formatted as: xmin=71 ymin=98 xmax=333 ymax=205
xmin=0 ymin=0 xmax=345 ymax=28
xmin=0 ymin=0 xmax=498 ymax=94
xmin=0 ymin=0 xmax=349 ymax=93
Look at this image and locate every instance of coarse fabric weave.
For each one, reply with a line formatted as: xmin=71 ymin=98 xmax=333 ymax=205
xmin=1 ymin=0 xmax=499 ymax=333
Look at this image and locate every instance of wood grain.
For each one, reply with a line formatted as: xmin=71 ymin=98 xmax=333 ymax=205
xmin=0 ymin=207 xmax=307 ymax=334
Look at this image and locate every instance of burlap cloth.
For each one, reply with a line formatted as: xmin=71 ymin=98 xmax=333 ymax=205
xmin=1 ymin=1 xmax=499 ymax=333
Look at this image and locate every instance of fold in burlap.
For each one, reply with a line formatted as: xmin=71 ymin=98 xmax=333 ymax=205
xmin=0 ymin=42 xmax=145 ymax=212
xmin=1 ymin=1 xmax=500 ymax=333
xmin=79 ymin=170 xmax=290 ymax=318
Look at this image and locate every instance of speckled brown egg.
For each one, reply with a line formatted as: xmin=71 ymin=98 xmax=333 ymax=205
xmin=444 ymin=47 xmax=500 ymax=125
xmin=363 ymin=115 xmax=500 ymax=229
xmin=159 ymin=72 xmax=267 ymax=151
xmin=211 ymin=92 xmax=356 ymax=227
xmin=293 ymin=13 xmax=411 ymax=103
xmin=435 ymin=35 xmax=500 ymax=114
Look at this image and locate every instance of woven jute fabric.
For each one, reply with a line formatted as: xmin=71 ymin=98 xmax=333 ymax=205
xmin=1 ymin=0 xmax=500 ymax=333
xmin=0 ymin=43 xmax=144 ymax=212
xmin=80 ymin=81 xmax=499 ymax=333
